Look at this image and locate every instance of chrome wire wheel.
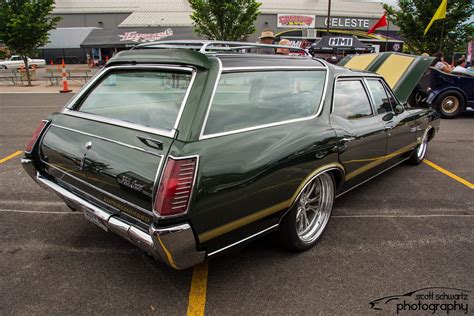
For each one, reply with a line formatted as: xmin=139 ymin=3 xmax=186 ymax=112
xmin=441 ymin=96 xmax=459 ymax=114
xmin=295 ymin=173 xmax=334 ymax=244
xmin=416 ymin=132 xmax=428 ymax=160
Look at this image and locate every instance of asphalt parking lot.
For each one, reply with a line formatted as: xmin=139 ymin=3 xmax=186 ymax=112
xmin=1 ymin=93 xmax=473 ymax=315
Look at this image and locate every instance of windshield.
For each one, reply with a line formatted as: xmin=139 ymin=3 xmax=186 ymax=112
xmin=75 ymin=69 xmax=192 ymax=131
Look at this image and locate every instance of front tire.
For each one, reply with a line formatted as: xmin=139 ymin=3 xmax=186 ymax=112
xmin=278 ymin=172 xmax=335 ymax=251
xmin=408 ymin=129 xmax=430 ymax=165
xmin=436 ymin=90 xmax=465 ymax=118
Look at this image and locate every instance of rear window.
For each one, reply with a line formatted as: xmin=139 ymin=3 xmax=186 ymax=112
xmin=203 ymin=70 xmax=325 ymax=136
xmin=75 ymin=69 xmax=192 ymax=131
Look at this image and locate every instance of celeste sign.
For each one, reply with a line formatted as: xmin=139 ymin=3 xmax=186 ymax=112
xmin=277 ymin=14 xmax=316 ymax=28
xmin=324 ymin=17 xmax=370 ymax=29
xmin=118 ymin=28 xmax=174 ymax=43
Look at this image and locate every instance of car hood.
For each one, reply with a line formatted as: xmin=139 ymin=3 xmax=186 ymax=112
xmin=338 ymin=52 xmax=434 ymax=104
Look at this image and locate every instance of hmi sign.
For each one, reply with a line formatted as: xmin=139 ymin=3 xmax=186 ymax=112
xmin=328 ymin=37 xmax=353 ymax=47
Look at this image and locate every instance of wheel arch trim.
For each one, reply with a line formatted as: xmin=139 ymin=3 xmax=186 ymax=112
xmin=197 ymin=163 xmax=345 ymax=243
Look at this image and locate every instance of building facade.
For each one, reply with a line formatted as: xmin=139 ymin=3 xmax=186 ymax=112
xmin=39 ymin=0 xmax=403 ymax=62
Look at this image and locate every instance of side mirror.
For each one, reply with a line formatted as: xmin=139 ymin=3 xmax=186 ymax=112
xmin=382 ymin=112 xmax=394 ymax=121
xmin=394 ymin=104 xmax=405 ymax=115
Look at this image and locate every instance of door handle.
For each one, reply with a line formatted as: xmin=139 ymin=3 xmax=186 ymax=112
xmin=341 ymin=136 xmax=356 ymax=142
xmin=384 ymin=125 xmax=395 ymax=130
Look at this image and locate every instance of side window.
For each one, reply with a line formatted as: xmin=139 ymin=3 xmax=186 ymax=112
xmin=383 ymin=83 xmax=398 ymax=107
xmin=203 ymin=70 xmax=326 ymax=135
xmin=333 ymin=80 xmax=373 ymax=120
xmin=366 ymin=79 xmax=393 ymax=114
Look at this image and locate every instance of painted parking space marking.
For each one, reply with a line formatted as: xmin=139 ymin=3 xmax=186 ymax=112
xmin=424 ymin=159 xmax=474 ymax=189
xmin=187 ymin=262 xmax=209 ymax=316
xmin=0 ymin=209 xmax=82 ymax=214
xmin=0 ymin=150 xmax=22 ymax=164
xmin=0 ymin=200 xmax=65 ymax=206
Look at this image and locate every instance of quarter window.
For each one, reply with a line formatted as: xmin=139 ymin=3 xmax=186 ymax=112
xmin=333 ymin=80 xmax=373 ymax=119
xmin=76 ymin=69 xmax=192 ymax=131
xmin=203 ymin=70 xmax=326 ymax=135
xmin=366 ymin=79 xmax=393 ymax=114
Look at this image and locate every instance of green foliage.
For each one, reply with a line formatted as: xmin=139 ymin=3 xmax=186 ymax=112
xmin=0 ymin=0 xmax=60 ymax=84
xmin=188 ymin=0 xmax=261 ymax=41
xmin=384 ymin=0 xmax=473 ymax=55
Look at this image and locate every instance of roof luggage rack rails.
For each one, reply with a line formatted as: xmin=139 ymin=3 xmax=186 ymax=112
xmin=132 ymin=40 xmax=309 ymax=56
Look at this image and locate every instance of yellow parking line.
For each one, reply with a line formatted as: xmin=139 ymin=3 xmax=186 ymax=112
xmin=424 ymin=159 xmax=474 ymax=189
xmin=0 ymin=151 xmax=22 ymax=164
xmin=187 ymin=262 xmax=209 ymax=316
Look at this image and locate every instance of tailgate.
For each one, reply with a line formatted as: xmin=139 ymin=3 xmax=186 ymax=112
xmin=39 ymin=113 xmax=172 ymax=224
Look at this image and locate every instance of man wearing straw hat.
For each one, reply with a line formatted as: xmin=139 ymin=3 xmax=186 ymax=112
xmin=253 ymin=30 xmax=276 ymax=54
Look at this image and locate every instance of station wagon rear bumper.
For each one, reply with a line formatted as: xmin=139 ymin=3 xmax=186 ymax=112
xmin=22 ymin=158 xmax=206 ymax=270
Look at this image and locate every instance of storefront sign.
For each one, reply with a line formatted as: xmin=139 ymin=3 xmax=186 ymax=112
xmin=324 ymin=17 xmax=370 ymax=29
xmin=118 ymin=28 xmax=173 ymax=43
xmin=278 ymin=14 xmax=316 ymax=28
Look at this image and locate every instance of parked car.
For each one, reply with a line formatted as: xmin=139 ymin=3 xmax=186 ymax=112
xmin=422 ymin=67 xmax=474 ymax=118
xmin=22 ymin=42 xmax=439 ymax=269
xmin=0 ymin=55 xmax=46 ymax=69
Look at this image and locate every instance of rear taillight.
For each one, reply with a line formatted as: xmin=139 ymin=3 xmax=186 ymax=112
xmin=25 ymin=120 xmax=48 ymax=153
xmin=154 ymin=156 xmax=198 ymax=217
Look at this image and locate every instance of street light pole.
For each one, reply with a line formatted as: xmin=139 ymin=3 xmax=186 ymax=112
xmin=326 ymin=0 xmax=332 ymax=34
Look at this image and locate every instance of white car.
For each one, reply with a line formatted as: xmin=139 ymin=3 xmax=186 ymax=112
xmin=0 ymin=55 xmax=46 ymax=69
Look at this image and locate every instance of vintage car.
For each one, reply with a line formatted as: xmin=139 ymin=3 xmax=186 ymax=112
xmin=421 ymin=67 xmax=474 ymax=118
xmin=0 ymin=55 xmax=46 ymax=69
xmin=22 ymin=42 xmax=440 ymax=269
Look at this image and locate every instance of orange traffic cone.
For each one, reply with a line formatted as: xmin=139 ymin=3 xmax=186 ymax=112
xmin=59 ymin=59 xmax=72 ymax=93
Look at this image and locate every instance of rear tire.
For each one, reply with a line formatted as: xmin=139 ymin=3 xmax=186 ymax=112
xmin=278 ymin=172 xmax=335 ymax=251
xmin=436 ymin=90 xmax=465 ymax=118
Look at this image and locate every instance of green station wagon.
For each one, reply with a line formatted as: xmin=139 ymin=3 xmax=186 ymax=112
xmin=22 ymin=42 xmax=440 ymax=269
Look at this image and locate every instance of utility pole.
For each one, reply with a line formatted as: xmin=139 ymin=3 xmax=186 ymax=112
xmin=326 ymin=0 xmax=332 ymax=34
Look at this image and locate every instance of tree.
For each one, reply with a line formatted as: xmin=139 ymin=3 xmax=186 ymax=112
xmin=188 ymin=0 xmax=261 ymax=41
xmin=384 ymin=0 xmax=473 ymax=56
xmin=0 ymin=0 xmax=60 ymax=85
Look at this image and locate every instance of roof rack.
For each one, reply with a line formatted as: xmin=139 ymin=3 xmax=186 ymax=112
xmin=132 ymin=40 xmax=309 ymax=56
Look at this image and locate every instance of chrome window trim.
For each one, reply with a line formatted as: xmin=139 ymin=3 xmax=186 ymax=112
xmin=199 ymin=62 xmax=329 ymax=140
xmin=41 ymin=160 xmax=153 ymax=215
xmin=330 ymin=75 xmax=378 ymax=118
xmin=49 ymin=124 xmax=163 ymax=157
xmin=152 ymin=154 xmax=200 ymax=220
xmin=62 ymin=65 xmax=196 ymax=138
xmin=222 ymin=66 xmax=326 ymax=72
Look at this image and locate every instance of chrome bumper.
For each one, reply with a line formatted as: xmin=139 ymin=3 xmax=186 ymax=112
xmin=21 ymin=158 xmax=205 ymax=270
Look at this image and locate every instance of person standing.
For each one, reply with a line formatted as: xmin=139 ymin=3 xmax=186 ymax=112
xmin=254 ymin=30 xmax=276 ymax=54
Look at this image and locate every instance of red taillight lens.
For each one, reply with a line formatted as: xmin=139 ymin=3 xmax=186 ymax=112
xmin=154 ymin=157 xmax=197 ymax=217
xmin=25 ymin=120 xmax=47 ymax=153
